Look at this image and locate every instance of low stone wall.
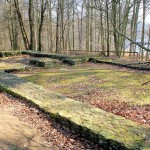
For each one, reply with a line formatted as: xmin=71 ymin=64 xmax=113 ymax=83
xmin=62 ymin=57 xmax=89 ymax=66
xmin=89 ymin=58 xmax=150 ymax=71
xmin=29 ymin=58 xmax=60 ymax=68
xmin=2 ymin=50 xmax=149 ymax=70
xmin=23 ymin=50 xmax=90 ymax=66
xmin=23 ymin=50 xmax=89 ymax=66
xmin=0 ymin=61 xmax=30 ymax=73
xmin=0 ymin=71 xmax=149 ymax=150
xmin=4 ymin=66 xmax=30 ymax=73
xmin=0 ymin=50 xmax=22 ymax=57
xmin=22 ymin=50 xmax=69 ymax=60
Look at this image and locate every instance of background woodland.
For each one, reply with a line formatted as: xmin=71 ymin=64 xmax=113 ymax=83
xmin=0 ymin=0 xmax=150 ymax=60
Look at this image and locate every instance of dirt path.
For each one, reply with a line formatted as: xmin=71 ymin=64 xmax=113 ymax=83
xmin=0 ymin=101 xmax=51 ymax=150
xmin=0 ymin=92 xmax=101 ymax=150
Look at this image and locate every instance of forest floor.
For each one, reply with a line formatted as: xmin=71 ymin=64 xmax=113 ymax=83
xmin=0 ymin=93 xmax=51 ymax=150
xmin=0 ymin=55 xmax=150 ymax=149
xmin=0 ymin=92 xmax=101 ymax=150
xmin=12 ymin=56 xmax=150 ymax=126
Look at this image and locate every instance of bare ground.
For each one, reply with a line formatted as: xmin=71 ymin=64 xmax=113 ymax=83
xmin=0 ymin=94 xmax=51 ymax=150
xmin=0 ymin=92 xmax=101 ymax=150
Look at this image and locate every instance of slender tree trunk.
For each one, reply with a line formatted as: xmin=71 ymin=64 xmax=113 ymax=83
xmin=66 ymin=0 xmax=71 ymax=51
xmin=100 ymin=0 xmax=105 ymax=54
xmin=112 ymin=0 xmax=119 ymax=57
xmin=77 ymin=10 xmax=81 ymax=51
xmin=146 ymin=25 xmax=150 ymax=60
xmin=38 ymin=0 xmax=47 ymax=51
xmin=86 ymin=0 xmax=90 ymax=52
xmin=129 ymin=1 xmax=136 ymax=57
xmin=8 ymin=0 xmax=14 ymax=50
xmin=90 ymin=0 xmax=93 ymax=52
xmin=10 ymin=0 xmax=19 ymax=50
xmin=14 ymin=0 xmax=29 ymax=50
xmin=13 ymin=9 xmax=19 ymax=50
xmin=72 ymin=0 xmax=75 ymax=51
xmin=106 ymin=0 xmax=110 ymax=57
xmin=140 ymin=0 xmax=146 ymax=60
xmin=56 ymin=0 xmax=60 ymax=53
xmin=35 ymin=0 xmax=39 ymax=50
xmin=132 ymin=0 xmax=140 ymax=56
xmin=29 ymin=0 xmax=36 ymax=50
xmin=47 ymin=0 xmax=53 ymax=52
xmin=60 ymin=0 xmax=65 ymax=52
xmin=80 ymin=2 xmax=84 ymax=51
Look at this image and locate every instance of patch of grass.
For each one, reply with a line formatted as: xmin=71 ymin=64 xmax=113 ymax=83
xmin=18 ymin=65 xmax=150 ymax=106
xmin=0 ymin=62 xmax=27 ymax=70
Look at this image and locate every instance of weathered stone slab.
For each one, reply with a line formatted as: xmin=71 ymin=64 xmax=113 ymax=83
xmin=0 ymin=71 xmax=150 ymax=149
xmin=23 ymin=50 xmax=89 ymax=66
xmin=0 ymin=51 xmax=22 ymax=57
xmin=4 ymin=66 xmax=30 ymax=73
xmin=62 ymin=57 xmax=89 ymax=65
xmin=0 ymin=62 xmax=30 ymax=72
xmin=29 ymin=58 xmax=60 ymax=68
xmin=89 ymin=58 xmax=150 ymax=71
xmin=22 ymin=50 xmax=69 ymax=60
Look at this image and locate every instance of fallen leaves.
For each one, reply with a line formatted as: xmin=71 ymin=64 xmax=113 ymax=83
xmin=67 ymin=89 xmax=150 ymax=126
xmin=0 ymin=92 xmax=102 ymax=150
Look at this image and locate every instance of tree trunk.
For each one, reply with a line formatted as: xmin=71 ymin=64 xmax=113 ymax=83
xmin=29 ymin=0 xmax=36 ymax=50
xmin=56 ymin=0 xmax=60 ymax=53
xmin=38 ymin=0 xmax=47 ymax=51
xmin=14 ymin=0 xmax=29 ymax=50
xmin=140 ymin=0 xmax=146 ymax=60
xmin=86 ymin=0 xmax=90 ymax=52
xmin=106 ymin=0 xmax=110 ymax=57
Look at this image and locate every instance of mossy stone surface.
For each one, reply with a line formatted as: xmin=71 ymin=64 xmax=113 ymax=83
xmin=0 ymin=62 xmax=30 ymax=72
xmin=22 ymin=50 xmax=69 ymax=60
xmin=89 ymin=57 xmax=150 ymax=71
xmin=62 ymin=57 xmax=89 ymax=65
xmin=22 ymin=50 xmax=89 ymax=66
xmin=0 ymin=71 xmax=149 ymax=149
xmin=0 ymin=50 xmax=22 ymax=57
xmin=29 ymin=58 xmax=60 ymax=68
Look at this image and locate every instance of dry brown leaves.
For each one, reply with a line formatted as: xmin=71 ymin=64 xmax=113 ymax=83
xmin=0 ymin=92 xmax=102 ymax=150
xmin=67 ymin=89 xmax=150 ymax=127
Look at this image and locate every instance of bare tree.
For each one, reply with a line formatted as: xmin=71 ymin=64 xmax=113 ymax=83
xmin=14 ymin=0 xmax=29 ymax=50
xmin=38 ymin=0 xmax=47 ymax=51
xmin=29 ymin=0 xmax=36 ymax=50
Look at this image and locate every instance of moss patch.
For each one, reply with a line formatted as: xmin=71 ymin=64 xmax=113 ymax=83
xmin=29 ymin=58 xmax=60 ymax=68
xmin=0 ymin=62 xmax=30 ymax=72
xmin=0 ymin=50 xmax=22 ymax=57
xmin=20 ymin=66 xmax=150 ymax=106
xmin=22 ymin=50 xmax=69 ymax=60
xmin=89 ymin=57 xmax=150 ymax=71
xmin=62 ymin=56 xmax=90 ymax=65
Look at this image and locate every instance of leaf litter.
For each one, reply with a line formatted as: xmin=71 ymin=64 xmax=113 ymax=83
xmin=0 ymin=92 xmax=103 ymax=150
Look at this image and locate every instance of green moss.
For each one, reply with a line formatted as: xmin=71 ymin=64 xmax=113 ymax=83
xmin=18 ymin=65 xmax=150 ymax=106
xmin=0 ymin=62 xmax=29 ymax=72
xmin=62 ymin=57 xmax=89 ymax=65
xmin=22 ymin=50 xmax=69 ymax=60
xmin=0 ymin=50 xmax=22 ymax=57
xmin=29 ymin=58 xmax=60 ymax=68
xmin=90 ymin=57 xmax=150 ymax=71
